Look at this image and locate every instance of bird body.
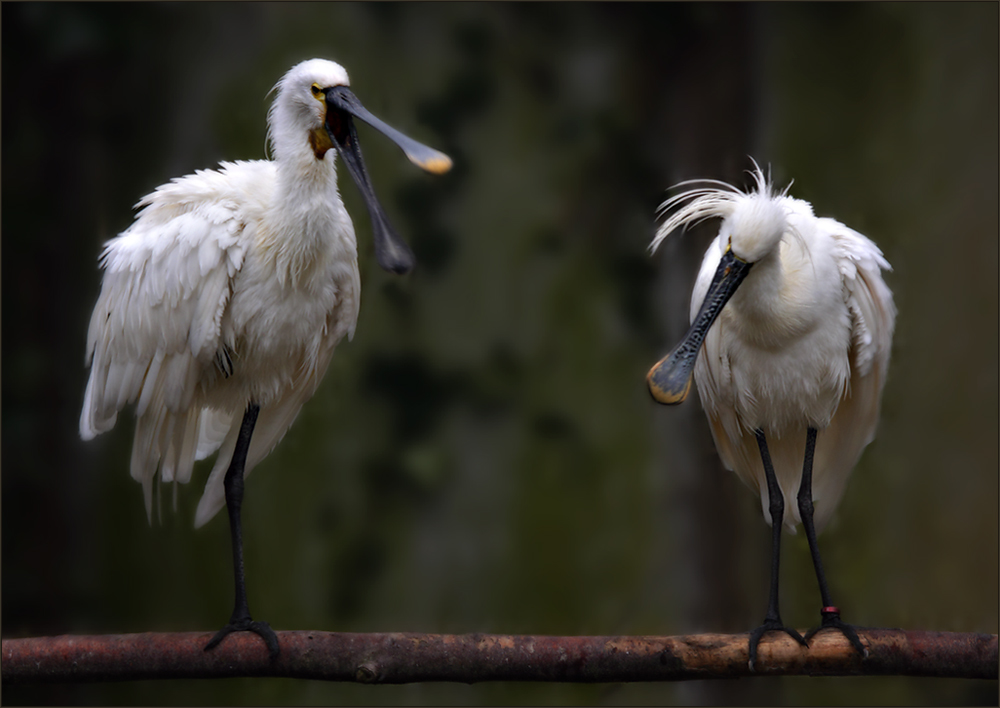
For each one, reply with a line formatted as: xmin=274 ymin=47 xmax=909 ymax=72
xmin=685 ymin=195 xmax=893 ymax=532
xmin=82 ymin=78 xmax=361 ymax=527
xmin=80 ymin=58 xmax=451 ymax=656
xmin=650 ymin=168 xmax=894 ymax=532
xmin=647 ymin=163 xmax=894 ymax=665
xmin=80 ymin=58 xmax=450 ymax=528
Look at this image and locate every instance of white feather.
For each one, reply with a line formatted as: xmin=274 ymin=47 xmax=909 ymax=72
xmin=653 ymin=163 xmax=895 ymax=533
xmin=80 ymin=59 xmax=363 ymax=525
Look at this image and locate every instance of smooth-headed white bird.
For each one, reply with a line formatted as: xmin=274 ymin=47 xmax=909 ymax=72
xmin=79 ymin=58 xmax=451 ymax=658
xmin=646 ymin=162 xmax=894 ymax=669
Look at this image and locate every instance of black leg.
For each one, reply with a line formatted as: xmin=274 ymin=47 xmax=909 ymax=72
xmin=798 ymin=427 xmax=866 ymax=658
xmin=748 ymin=429 xmax=807 ymax=671
xmin=203 ymin=404 xmax=280 ymax=659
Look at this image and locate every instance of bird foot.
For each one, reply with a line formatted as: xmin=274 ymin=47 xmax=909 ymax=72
xmin=805 ymin=606 xmax=867 ymax=658
xmin=204 ymin=617 xmax=280 ymax=660
xmin=748 ymin=618 xmax=807 ymax=671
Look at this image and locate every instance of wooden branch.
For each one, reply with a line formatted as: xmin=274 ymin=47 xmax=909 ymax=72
xmin=2 ymin=628 xmax=995 ymax=685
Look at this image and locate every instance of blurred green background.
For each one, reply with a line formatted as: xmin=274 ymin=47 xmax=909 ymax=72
xmin=2 ymin=2 xmax=996 ymax=705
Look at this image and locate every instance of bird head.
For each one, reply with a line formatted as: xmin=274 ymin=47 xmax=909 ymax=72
xmin=646 ymin=161 xmax=787 ymax=405
xmin=270 ymin=59 xmax=351 ymax=161
xmin=270 ymin=59 xmax=452 ymax=274
xmin=723 ymin=191 xmax=788 ymax=265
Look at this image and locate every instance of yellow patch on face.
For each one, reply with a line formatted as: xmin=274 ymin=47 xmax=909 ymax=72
xmin=309 ymin=126 xmax=334 ymax=160
xmin=723 ymin=239 xmax=749 ymax=265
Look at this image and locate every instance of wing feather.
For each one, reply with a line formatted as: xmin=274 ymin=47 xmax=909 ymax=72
xmin=79 ymin=163 xmax=268 ymax=521
xmin=808 ymin=220 xmax=895 ymax=531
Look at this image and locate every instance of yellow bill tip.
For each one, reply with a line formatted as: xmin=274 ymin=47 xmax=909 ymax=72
xmin=646 ymin=363 xmax=692 ymax=405
xmin=412 ymin=152 xmax=453 ymax=175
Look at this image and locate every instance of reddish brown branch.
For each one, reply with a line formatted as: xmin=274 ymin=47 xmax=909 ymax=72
xmin=2 ymin=628 xmax=995 ymax=684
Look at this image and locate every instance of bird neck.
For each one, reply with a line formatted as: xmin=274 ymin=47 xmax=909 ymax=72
xmin=740 ymin=246 xmax=784 ymax=301
xmin=273 ymin=137 xmax=341 ymax=201
xmin=729 ymin=234 xmax=842 ymax=350
xmin=728 ymin=243 xmax=806 ymax=346
xmin=258 ymin=149 xmax=357 ymax=289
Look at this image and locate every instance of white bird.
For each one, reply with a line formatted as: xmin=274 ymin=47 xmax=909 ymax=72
xmin=79 ymin=58 xmax=451 ymax=657
xmin=646 ymin=162 xmax=895 ymax=669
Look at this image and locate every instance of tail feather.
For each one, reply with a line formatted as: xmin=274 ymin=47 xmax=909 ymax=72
xmin=174 ymin=409 xmax=201 ymax=485
xmin=196 ymin=408 xmax=233 ymax=460
xmin=130 ymin=399 xmax=210 ymax=523
xmin=130 ymin=404 xmax=167 ymax=522
xmin=80 ymin=368 xmax=118 ymax=441
xmin=193 ymin=424 xmax=240 ymax=529
xmin=193 ymin=374 xmax=321 ymax=528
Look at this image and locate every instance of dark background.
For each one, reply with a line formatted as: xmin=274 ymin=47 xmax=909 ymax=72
xmin=3 ymin=3 xmax=997 ymax=705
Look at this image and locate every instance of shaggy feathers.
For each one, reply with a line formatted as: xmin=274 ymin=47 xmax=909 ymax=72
xmin=652 ymin=163 xmax=894 ymax=532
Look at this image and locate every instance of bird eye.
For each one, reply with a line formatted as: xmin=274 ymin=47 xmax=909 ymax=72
xmin=310 ymin=83 xmax=324 ymax=99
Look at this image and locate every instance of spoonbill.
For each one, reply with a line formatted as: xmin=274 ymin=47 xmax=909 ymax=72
xmin=79 ymin=58 xmax=452 ymax=658
xmin=646 ymin=162 xmax=895 ymax=669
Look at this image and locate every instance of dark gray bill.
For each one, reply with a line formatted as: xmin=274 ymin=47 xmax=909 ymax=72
xmin=324 ymin=86 xmax=452 ymax=274
xmin=647 ymin=248 xmax=752 ymax=404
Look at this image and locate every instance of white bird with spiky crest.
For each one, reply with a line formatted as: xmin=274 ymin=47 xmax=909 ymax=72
xmin=647 ymin=161 xmax=894 ymax=669
xmin=80 ymin=58 xmax=451 ymax=658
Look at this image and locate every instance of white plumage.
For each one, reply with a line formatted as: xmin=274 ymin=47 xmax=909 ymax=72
xmin=649 ymin=165 xmax=895 ymax=533
xmin=80 ymin=59 xmax=449 ymax=529
xmin=647 ymin=162 xmax=894 ymax=664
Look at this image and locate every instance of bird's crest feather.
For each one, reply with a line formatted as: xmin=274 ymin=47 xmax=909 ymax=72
xmin=650 ymin=160 xmax=781 ymax=253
